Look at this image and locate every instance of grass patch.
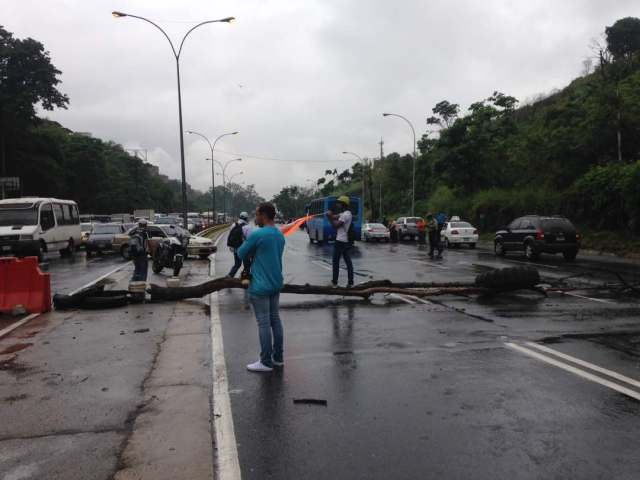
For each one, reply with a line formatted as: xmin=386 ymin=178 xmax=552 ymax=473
xmin=579 ymin=231 xmax=640 ymax=257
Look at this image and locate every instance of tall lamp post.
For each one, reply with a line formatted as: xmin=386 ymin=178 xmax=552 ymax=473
xmin=208 ymin=157 xmax=242 ymax=222
xmin=382 ymin=113 xmax=416 ymax=216
xmin=187 ymin=130 xmax=238 ymax=224
xmin=219 ymin=171 xmax=243 ymax=215
xmin=342 ymin=151 xmax=365 ymax=221
xmin=112 ymin=11 xmax=234 ymax=229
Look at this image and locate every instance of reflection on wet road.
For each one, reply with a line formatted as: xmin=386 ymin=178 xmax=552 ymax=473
xmin=217 ymin=231 xmax=640 ymax=480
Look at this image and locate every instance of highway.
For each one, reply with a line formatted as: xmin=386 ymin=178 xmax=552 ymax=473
xmin=1 ymin=234 xmax=640 ymax=479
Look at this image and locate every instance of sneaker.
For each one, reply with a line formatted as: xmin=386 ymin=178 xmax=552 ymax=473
xmin=246 ymin=360 xmax=273 ymax=372
xmin=330 ymin=282 xmax=338 ymax=289
xmin=347 ymin=283 xmax=354 ymax=288
xmin=272 ymin=360 xmax=284 ymax=367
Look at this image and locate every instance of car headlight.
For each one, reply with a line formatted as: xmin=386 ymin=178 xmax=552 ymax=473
xmin=19 ymin=235 xmax=33 ymax=241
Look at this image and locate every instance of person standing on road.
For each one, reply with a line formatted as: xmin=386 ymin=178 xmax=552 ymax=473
xmin=237 ymin=203 xmax=286 ymax=373
xmin=129 ymin=219 xmax=150 ymax=282
xmin=227 ymin=212 xmax=253 ymax=278
xmin=416 ymin=217 xmax=427 ymax=245
xmin=326 ymin=195 xmax=354 ymax=288
xmin=426 ymin=213 xmax=441 ymax=259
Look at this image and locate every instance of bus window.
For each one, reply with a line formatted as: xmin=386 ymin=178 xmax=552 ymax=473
xmin=62 ymin=204 xmax=73 ymax=225
xmin=71 ymin=205 xmax=80 ymax=224
xmin=40 ymin=204 xmax=55 ymax=231
xmin=53 ymin=203 xmax=64 ymax=226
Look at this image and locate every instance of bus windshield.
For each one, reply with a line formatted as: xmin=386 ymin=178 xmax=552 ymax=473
xmin=0 ymin=204 xmax=38 ymax=227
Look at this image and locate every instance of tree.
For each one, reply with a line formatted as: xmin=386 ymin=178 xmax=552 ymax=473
xmin=605 ymin=17 xmax=640 ymax=61
xmin=0 ymin=26 xmax=68 ymax=186
xmin=426 ymin=100 xmax=459 ymax=129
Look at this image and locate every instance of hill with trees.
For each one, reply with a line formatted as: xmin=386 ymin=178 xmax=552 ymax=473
xmin=284 ymin=17 xmax=640 ymax=249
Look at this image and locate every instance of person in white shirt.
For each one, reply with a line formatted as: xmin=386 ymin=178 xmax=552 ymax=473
xmin=326 ymin=195 xmax=354 ymax=287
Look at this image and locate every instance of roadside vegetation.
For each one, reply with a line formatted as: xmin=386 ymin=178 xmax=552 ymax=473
xmin=271 ymin=17 xmax=640 ymax=254
xmin=0 ymin=25 xmax=262 ymax=216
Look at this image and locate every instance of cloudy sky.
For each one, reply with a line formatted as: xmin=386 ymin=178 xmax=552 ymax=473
xmin=5 ymin=0 xmax=639 ymax=197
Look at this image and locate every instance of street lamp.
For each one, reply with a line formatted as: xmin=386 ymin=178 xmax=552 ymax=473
xmin=208 ymin=157 xmax=242 ymax=221
xmin=187 ymin=130 xmax=238 ymax=224
xmin=112 ymin=11 xmax=235 ymax=229
xmin=383 ymin=113 xmax=417 ymax=216
xmin=342 ymin=151 xmax=365 ymax=221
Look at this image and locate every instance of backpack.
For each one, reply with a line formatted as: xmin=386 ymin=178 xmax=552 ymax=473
xmin=227 ymin=222 xmax=244 ymax=249
xmin=129 ymin=232 xmax=144 ymax=257
xmin=347 ymin=222 xmax=356 ymax=244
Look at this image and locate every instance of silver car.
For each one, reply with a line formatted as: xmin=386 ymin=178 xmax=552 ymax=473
xmin=85 ymin=223 xmax=125 ymax=255
xmin=395 ymin=217 xmax=423 ymax=241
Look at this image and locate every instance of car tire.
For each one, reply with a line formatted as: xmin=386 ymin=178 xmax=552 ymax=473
xmin=524 ymin=241 xmax=540 ymax=261
xmin=384 ymin=238 xmax=390 ymax=243
xmin=563 ymin=249 xmax=578 ymax=262
xmin=475 ymin=266 xmax=540 ymax=290
xmin=120 ymin=245 xmax=130 ymax=260
xmin=37 ymin=241 xmax=46 ymax=262
xmin=494 ymin=240 xmax=506 ymax=257
xmin=469 ymin=243 xmax=476 ymax=249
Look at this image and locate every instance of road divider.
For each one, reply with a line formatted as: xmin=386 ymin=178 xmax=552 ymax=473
xmin=0 ymin=256 xmax=51 ymax=314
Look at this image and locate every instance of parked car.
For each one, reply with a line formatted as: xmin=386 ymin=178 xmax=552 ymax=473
xmin=395 ymin=217 xmax=424 ymax=241
xmin=494 ymin=215 xmax=580 ymax=261
xmin=114 ymin=224 xmax=215 ymax=260
xmin=85 ymin=223 xmax=126 ymax=255
xmin=441 ymin=221 xmax=478 ymax=248
xmin=362 ymin=223 xmax=390 ymax=242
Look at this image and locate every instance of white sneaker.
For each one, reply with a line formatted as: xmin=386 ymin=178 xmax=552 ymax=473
xmin=246 ymin=360 xmax=273 ymax=372
xmin=272 ymin=360 xmax=284 ymax=367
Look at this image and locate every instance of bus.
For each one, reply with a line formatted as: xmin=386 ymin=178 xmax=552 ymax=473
xmin=306 ymin=196 xmax=362 ymax=244
xmin=0 ymin=197 xmax=81 ymax=260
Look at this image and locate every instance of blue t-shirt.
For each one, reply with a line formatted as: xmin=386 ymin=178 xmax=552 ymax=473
xmin=237 ymin=225 xmax=285 ymax=296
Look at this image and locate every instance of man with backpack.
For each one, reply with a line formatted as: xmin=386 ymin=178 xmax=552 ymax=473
xmin=326 ymin=195 xmax=355 ymax=288
xmin=129 ymin=218 xmax=150 ymax=282
xmin=227 ymin=211 xmax=253 ymax=278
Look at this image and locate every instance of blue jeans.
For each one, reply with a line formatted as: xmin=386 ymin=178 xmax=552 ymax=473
xmin=132 ymin=255 xmax=148 ymax=281
xmin=249 ymin=293 xmax=283 ymax=367
xmin=332 ymin=241 xmax=354 ymax=285
xmin=228 ymin=251 xmax=251 ymax=277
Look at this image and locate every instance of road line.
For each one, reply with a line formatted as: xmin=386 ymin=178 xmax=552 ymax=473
xmin=0 ymin=313 xmax=40 ymax=340
xmin=311 ymin=260 xmax=332 ymax=271
xmin=410 ymin=296 xmax=435 ymax=305
xmin=502 ymin=258 xmax=559 ymax=269
xmin=558 ymin=291 xmax=613 ymax=304
xmin=412 ymin=259 xmax=449 ymax=270
xmin=389 ymin=293 xmax=416 ymax=305
xmin=524 ymin=342 xmax=640 ymax=390
xmin=68 ymin=263 xmax=129 ymax=295
xmin=210 ymin=232 xmax=241 ymax=480
xmin=505 ymin=342 xmax=640 ymax=401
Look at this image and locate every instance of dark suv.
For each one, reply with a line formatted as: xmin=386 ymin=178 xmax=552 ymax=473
xmin=494 ymin=216 xmax=580 ymax=261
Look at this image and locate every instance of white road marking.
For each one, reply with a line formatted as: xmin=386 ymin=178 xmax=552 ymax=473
xmin=558 ymin=291 xmax=613 ymax=304
xmin=210 ymin=231 xmax=241 ymax=480
xmin=524 ymin=342 xmax=640 ymax=390
xmin=503 ymin=258 xmax=559 ymax=269
xmin=409 ymin=296 xmax=435 ymax=305
xmin=505 ymin=342 xmax=640 ymax=401
xmin=312 ymin=260 xmax=332 ymax=271
xmin=68 ymin=263 xmax=129 ymax=295
xmin=412 ymin=259 xmax=449 ymax=270
xmin=389 ymin=293 xmax=416 ymax=305
xmin=0 ymin=313 xmax=40 ymax=340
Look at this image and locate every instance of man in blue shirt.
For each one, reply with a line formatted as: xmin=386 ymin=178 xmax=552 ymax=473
xmin=237 ymin=202 xmax=286 ymax=372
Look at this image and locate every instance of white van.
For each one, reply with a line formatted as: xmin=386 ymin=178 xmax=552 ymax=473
xmin=0 ymin=197 xmax=81 ymax=260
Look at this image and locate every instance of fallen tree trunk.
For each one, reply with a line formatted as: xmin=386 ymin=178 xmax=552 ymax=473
xmin=148 ymin=276 xmax=491 ymax=302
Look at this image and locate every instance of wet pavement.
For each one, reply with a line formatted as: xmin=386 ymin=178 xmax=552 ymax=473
xmin=216 ymin=232 xmax=640 ymax=479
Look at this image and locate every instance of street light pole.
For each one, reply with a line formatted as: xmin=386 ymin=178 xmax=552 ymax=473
xmin=112 ymin=11 xmax=234 ymax=229
xmin=187 ymin=130 xmax=238 ymax=224
xmin=342 ymin=151 xmax=365 ymax=221
xmin=382 ymin=113 xmax=417 ymax=216
xmin=212 ymin=158 xmax=241 ymax=222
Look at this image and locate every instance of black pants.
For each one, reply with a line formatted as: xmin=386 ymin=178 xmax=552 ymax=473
xmin=132 ymin=254 xmax=148 ymax=281
xmin=428 ymin=231 xmax=441 ymax=257
xmin=332 ymin=241 xmax=354 ymax=285
xmin=228 ymin=251 xmax=252 ymax=278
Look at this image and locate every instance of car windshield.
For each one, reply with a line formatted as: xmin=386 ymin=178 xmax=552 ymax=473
xmin=160 ymin=225 xmax=190 ymax=237
xmin=367 ymin=223 xmax=385 ymax=228
xmin=92 ymin=225 xmax=121 ymax=234
xmin=451 ymin=222 xmax=472 ymax=228
xmin=407 ymin=217 xmax=422 ymax=223
xmin=0 ymin=204 xmax=38 ymax=227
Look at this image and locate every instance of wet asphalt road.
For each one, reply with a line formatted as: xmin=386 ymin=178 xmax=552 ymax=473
xmin=216 ymin=232 xmax=640 ymax=480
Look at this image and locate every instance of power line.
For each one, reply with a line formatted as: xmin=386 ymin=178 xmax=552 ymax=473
xmin=212 ymin=148 xmax=355 ymax=164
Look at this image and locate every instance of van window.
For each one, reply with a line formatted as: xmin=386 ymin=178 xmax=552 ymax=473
xmin=0 ymin=203 xmax=38 ymax=227
xmin=53 ymin=204 xmax=64 ymax=226
xmin=71 ymin=205 xmax=80 ymax=224
xmin=40 ymin=204 xmax=55 ymax=230
xmin=62 ymin=204 xmax=72 ymax=225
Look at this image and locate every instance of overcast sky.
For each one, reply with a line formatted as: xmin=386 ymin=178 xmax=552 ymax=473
xmin=5 ymin=0 xmax=639 ymax=198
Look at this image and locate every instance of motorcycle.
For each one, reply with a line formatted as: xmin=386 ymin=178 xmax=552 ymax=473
xmin=152 ymin=236 xmax=188 ymax=276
